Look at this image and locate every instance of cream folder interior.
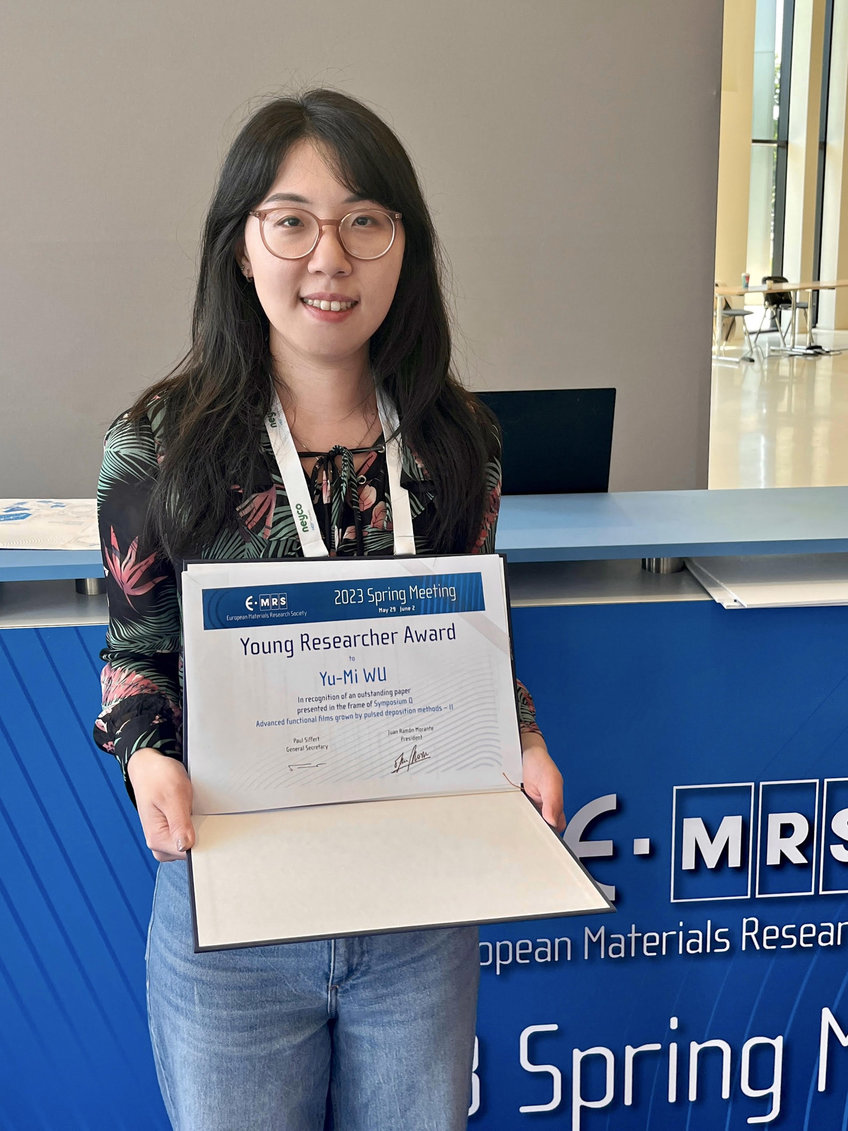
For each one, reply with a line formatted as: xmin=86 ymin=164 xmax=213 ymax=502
xmin=188 ymin=788 xmax=611 ymax=951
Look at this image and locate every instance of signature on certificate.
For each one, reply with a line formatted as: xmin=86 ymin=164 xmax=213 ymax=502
xmin=392 ymin=744 xmax=430 ymax=774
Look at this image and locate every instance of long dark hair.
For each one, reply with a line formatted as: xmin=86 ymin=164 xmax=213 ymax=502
xmin=131 ymin=89 xmax=496 ymax=559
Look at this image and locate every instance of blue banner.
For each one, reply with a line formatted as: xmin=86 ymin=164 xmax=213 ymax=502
xmin=473 ymin=600 xmax=848 ymax=1130
xmin=201 ymin=571 xmax=484 ymax=630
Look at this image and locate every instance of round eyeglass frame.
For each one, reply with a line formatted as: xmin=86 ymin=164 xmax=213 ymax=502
xmin=248 ymin=206 xmax=403 ymax=261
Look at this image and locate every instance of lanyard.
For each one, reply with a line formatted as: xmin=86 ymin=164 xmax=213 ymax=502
xmin=264 ymin=386 xmax=416 ymax=559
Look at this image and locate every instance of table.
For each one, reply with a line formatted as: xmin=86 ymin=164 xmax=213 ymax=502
xmin=713 ymin=278 xmax=848 ymax=358
xmin=4 ymin=487 xmax=848 ymax=584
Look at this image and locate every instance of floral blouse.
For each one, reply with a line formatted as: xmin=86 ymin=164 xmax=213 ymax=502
xmin=93 ymin=395 xmax=540 ymax=799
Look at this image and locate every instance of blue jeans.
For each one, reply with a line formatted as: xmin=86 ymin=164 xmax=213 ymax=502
xmin=146 ymin=862 xmax=479 ymax=1130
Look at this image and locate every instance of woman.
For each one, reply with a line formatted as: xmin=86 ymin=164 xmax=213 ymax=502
xmin=95 ymin=89 xmax=564 ymax=1131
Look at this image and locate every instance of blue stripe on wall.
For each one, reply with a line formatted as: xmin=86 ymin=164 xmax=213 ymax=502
xmin=0 ymin=625 xmax=168 ymax=1130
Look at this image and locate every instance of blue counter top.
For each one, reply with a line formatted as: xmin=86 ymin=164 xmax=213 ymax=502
xmin=0 ymin=548 xmax=105 ymax=582
xmin=2 ymin=486 xmax=848 ymax=580
xmin=497 ymin=486 xmax=848 ymax=562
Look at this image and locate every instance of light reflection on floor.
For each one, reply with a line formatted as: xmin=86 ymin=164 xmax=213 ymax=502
xmin=709 ymin=330 xmax=848 ymax=489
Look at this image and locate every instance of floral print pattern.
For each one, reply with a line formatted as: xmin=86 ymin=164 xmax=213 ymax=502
xmin=102 ymin=525 xmax=167 ymax=610
xmin=237 ymin=485 xmax=276 ymax=540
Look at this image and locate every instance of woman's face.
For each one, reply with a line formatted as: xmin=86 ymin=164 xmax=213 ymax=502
xmin=241 ymin=139 xmax=405 ymax=374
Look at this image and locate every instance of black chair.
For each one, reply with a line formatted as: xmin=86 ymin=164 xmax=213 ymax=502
xmin=754 ymin=275 xmax=809 ymax=348
xmin=716 ymin=296 xmax=757 ymax=362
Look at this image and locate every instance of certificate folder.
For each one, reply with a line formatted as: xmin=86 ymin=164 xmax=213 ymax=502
xmin=182 ymin=554 xmax=611 ymax=950
xmin=188 ymin=790 xmax=611 ymax=951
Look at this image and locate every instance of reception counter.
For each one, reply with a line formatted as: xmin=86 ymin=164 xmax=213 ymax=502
xmin=3 ymin=487 xmax=848 ymax=1129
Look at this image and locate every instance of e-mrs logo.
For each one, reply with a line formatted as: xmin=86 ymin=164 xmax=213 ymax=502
xmin=259 ymin=593 xmax=287 ymax=610
xmin=245 ymin=591 xmax=288 ymax=612
xmin=671 ymin=779 xmax=848 ymax=903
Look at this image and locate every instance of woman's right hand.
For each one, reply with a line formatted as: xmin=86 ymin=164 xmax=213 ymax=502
xmin=127 ymin=747 xmax=196 ymax=861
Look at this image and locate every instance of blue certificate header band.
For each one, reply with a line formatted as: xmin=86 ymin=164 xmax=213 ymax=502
xmin=201 ymin=571 xmax=485 ymax=630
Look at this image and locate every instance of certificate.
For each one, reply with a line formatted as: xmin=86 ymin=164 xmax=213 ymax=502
xmin=182 ymin=554 xmax=523 ymax=814
xmin=182 ymin=554 xmax=612 ymax=949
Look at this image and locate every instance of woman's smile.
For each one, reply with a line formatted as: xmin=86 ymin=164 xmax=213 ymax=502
xmin=300 ymin=292 xmax=359 ymax=318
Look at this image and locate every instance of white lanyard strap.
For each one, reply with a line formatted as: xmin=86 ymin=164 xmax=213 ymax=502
xmin=376 ymin=388 xmax=416 ymax=556
xmin=264 ymin=395 xmax=328 ymax=558
xmin=264 ymin=387 xmax=416 ymax=558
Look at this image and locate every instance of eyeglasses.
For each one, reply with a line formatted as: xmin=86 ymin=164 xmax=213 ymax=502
xmin=248 ymin=206 xmax=403 ymax=261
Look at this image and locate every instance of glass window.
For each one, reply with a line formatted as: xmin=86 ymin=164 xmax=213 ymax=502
xmin=747 ymin=144 xmax=777 ymax=282
xmin=746 ymin=0 xmax=790 ymax=283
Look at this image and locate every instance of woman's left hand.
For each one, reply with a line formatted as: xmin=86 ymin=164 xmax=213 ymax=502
xmin=521 ymin=732 xmax=565 ymax=833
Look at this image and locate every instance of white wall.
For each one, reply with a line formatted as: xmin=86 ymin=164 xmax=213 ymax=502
xmin=0 ymin=0 xmax=723 ymax=496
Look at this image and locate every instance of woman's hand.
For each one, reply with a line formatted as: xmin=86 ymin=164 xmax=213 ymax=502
xmin=521 ymin=732 xmax=565 ymax=833
xmin=127 ymin=747 xmax=196 ymax=861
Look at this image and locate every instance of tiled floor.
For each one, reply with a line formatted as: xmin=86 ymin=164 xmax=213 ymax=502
xmin=709 ymin=328 xmax=848 ymax=489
